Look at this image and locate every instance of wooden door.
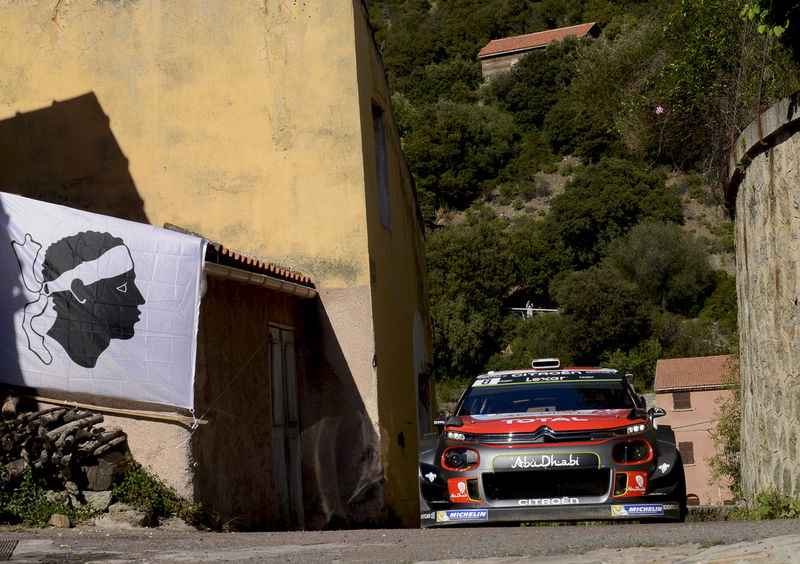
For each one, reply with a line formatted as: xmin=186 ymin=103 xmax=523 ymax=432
xmin=269 ymin=324 xmax=303 ymax=529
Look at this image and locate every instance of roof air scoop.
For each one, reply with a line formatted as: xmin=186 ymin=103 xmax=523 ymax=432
xmin=531 ymin=358 xmax=560 ymax=369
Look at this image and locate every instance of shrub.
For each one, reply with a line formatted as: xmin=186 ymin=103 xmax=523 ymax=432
xmin=0 ymin=466 xmax=97 ymax=527
xmin=499 ymin=130 xmax=559 ymax=183
xmin=545 ymin=159 xmax=682 ymax=269
xmin=402 ymin=101 xmax=516 ymax=210
xmin=609 ymin=221 xmax=715 ymax=315
xmin=112 ymin=459 xmax=211 ymax=528
xmin=554 ymin=264 xmax=650 ymax=364
xmin=708 ymin=375 xmax=743 ymax=501
xmin=484 ymin=37 xmax=582 ymax=131
xmin=487 ymin=313 xmax=575 ymax=371
xmin=602 ymin=339 xmax=664 ymax=391
xmin=730 ymin=492 xmax=800 ymax=520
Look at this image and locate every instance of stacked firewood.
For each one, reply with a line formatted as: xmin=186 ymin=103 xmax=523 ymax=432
xmin=0 ymin=394 xmax=129 ymax=493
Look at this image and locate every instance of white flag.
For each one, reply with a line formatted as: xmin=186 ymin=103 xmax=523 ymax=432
xmin=0 ymin=192 xmax=206 ymax=409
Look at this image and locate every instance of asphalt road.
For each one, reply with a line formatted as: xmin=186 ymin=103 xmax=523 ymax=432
xmin=3 ymin=519 xmax=800 ymax=563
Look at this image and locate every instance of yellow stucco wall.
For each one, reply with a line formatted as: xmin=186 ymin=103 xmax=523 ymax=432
xmin=0 ymin=0 xmax=369 ymax=287
xmin=0 ymin=0 xmax=432 ymax=529
xmin=353 ymin=2 xmax=434 ymax=526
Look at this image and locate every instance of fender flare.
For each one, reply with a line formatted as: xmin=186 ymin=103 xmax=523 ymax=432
xmin=652 ymin=424 xmax=680 ymax=481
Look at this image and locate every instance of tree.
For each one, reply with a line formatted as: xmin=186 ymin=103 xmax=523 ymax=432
xmin=700 ymin=271 xmax=738 ymax=337
xmin=742 ymin=1 xmax=800 ymax=59
xmin=497 ymin=130 xmax=559 ymax=183
xmin=545 ymin=159 xmax=683 ymax=268
xmin=488 ymin=313 xmax=575 ymax=371
xmin=426 ymin=221 xmax=514 ymax=378
xmin=484 ymin=37 xmax=582 ymax=131
xmin=393 ymin=57 xmax=482 ymax=106
xmin=602 ymin=339 xmax=663 ymax=391
xmin=402 ymin=101 xmax=515 ymax=210
xmin=369 ymin=0 xmax=545 ymax=84
xmin=506 ymin=216 xmax=572 ymax=306
xmin=543 ymin=101 xmax=625 ymax=162
xmin=708 ymin=368 xmax=742 ymax=500
xmin=649 ymin=311 xmax=732 ymax=358
xmin=609 ymin=221 xmax=715 ymax=315
xmin=554 ymin=264 xmax=650 ymax=363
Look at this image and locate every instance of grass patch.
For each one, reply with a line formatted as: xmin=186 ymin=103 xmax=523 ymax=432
xmin=729 ymin=492 xmax=800 ymax=520
xmin=112 ymin=458 xmax=218 ymax=529
xmin=0 ymin=466 xmax=98 ymax=527
xmin=700 ymin=539 xmax=725 ymax=549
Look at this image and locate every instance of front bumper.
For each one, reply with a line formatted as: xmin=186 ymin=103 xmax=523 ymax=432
xmin=421 ymin=501 xmax=682 ymax=526
xmin=420 ymin=432 xmax=685 ymax=527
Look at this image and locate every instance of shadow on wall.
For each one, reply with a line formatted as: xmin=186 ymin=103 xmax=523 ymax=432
xmin=0 ymin=92 xmax=148 ymax=223
xmin=299 ymin=299 xmax=386 ymax=530
xmin=0 ymin=199 xmax=22 ymax=384
xmin=191 ymin=281 xmax=383 ymax=531
xmin=191 ymin=277 xmax=280 ymax=531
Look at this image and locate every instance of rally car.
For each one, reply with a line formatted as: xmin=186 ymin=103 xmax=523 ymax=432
xmin=419 ymin=359 xmax=686 ymax=526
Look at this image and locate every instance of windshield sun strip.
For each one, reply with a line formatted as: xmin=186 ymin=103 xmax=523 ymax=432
xmin=471 ymin=378 xmax=623 ymax=387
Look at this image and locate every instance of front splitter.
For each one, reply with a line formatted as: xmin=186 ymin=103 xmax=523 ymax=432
xmin=421 ymin=502 xmax=681 ymax=527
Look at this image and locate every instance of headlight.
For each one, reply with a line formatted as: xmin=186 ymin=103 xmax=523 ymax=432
xmin=612 ymin=439 xmax=653 ymax=464
xmin=444 ymin=430 xmax=477 ymax=442
xmin=626 ymin=423 xmax=646 ymax=434
xmin=441 ymin=447 xmax=480 ymax=471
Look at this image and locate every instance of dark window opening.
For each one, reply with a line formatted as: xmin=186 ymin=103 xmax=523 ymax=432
xmin=678 ymin=441 xmax=695 ymax=465
xmin=673 ymin=391 xmax=691 ymax=410
xmin=372 ymin=104 xmax=391 ymax=231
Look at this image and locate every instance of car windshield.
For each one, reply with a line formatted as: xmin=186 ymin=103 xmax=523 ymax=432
xmin=456 ymin=381 xmax=635 ymax=416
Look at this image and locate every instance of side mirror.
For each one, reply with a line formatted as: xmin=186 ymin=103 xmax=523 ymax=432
xmin=648 ymin=407 xmax=666 ymax=421
xmin=433 ymin=409 xmax=452 ymax=427
xmin=433 ymin=415 xmax=463 ymax=428
xmin=627 ymin=407 xmax=647 ymax=420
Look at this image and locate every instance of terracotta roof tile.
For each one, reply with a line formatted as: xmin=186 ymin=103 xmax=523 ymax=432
xmin=478 ymin=22 xmax=597 ymax=58
xmin=162 ymin=222 xmax=315 ymax=289
xmin=205 ymin=242 xmax=315 ymax=288
xmin=654 ymin=355 xmax=738 ymax=392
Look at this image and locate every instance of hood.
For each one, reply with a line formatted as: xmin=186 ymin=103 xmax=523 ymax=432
xmin=454 ymin=409 xmax=641 ymax=433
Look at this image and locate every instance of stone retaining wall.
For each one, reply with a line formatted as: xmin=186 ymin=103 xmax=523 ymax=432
xmin=728 ymin=92 xmax=800 ymax=498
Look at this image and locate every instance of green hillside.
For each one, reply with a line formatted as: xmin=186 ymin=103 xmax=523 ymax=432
xmin=367 ymin=0 xmax=800 ymax=393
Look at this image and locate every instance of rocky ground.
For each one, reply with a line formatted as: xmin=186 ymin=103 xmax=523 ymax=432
xmin=2 ymin=518 xmax=800 ymax=563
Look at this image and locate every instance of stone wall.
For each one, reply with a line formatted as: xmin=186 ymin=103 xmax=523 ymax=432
xmin=729 ymin=92 xmax=800 ymax=497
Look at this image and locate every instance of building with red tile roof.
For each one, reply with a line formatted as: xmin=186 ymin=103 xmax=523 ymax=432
xmin=655 ymin=355 xmax=737 ymax=505
xmin=477 ymin=22 xmax=598 ymax=80
xmin=654 ymin=355 xmax=737 ymax=392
